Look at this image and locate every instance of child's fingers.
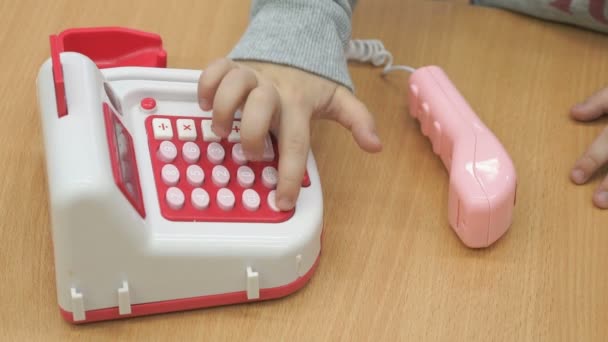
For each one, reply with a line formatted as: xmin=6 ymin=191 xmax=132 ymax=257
xmin=325 ymin=87 xmax=382 ymax=153
xmin=198 ymin=58 xmax=239 ymax=111
xmin=212 ymin=68 xmax=258 ymax=137
xmin=593 ymin=175 xmax=608 ymax=209
xmin=570 ymin=127 xmax=608 ymax=184
xmin=240 ymin=84 xmax=279 ymax=160
xmin=276 ymin=108 xmax=310 ymax=211
xmin=570 ymin=87 xmax=608 ymax=121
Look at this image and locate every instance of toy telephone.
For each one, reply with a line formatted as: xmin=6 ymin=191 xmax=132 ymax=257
xmin=36 ymin=27 xmax=323 ymax=324
xmin=407 ymin=66 xmax=517 ymax=248
xmin=346 ymin=39 xmax=518 ymax=248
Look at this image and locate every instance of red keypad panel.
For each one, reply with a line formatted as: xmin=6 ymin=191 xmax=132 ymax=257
xmin=103 ymin=103 xmax=146 ymax=218
xmin=145 ymin=115 xmax=310 ymax=223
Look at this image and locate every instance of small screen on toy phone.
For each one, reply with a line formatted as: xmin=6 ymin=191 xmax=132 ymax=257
xmin=103 ymin=103 xmax=146 ymax=217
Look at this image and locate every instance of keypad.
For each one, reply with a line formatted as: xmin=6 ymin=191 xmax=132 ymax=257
xmin=146 ymin=115 xmax=310 ymax=223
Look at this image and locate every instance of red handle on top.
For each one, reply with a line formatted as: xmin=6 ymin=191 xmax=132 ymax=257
xmin=50 ymin=27 xmax=168 ymax=117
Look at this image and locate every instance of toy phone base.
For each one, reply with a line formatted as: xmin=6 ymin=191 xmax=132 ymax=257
xmin=60 ymin=254 xmax=320 ymax=324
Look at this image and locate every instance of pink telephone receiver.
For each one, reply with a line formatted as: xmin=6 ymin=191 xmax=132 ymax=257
xmin=408 ymin=66 xmax=517 ymax=248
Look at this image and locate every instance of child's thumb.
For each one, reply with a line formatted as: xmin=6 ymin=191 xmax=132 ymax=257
xmin=326 ymin=87 xmax=382 ymax=153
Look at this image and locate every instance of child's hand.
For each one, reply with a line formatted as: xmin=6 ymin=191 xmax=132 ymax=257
xmin=197 ymin=58 xmax=382 ymax=211
xmin=569 ymin=87 xmax=608 ymax=208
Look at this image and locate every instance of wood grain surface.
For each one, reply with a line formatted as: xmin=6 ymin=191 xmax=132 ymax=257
xmin=1 ymin=0 xmax=607 ymax=340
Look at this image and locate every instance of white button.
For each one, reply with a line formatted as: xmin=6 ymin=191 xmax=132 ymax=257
xmin=242 ymin=189 xmax=260 ymax=211
xmin=228 ymin=121 xmax=241 ymax=143
xmin=263 ymin=135 xmax=275 ymax=161
xmin=262 ymin=166 xmax=278 ymax=189
xmin=182 ymin=142 xmax=201 ymax=164
xmin=191 ymin=188 xmax=210 ymax=210
xmin=186 ymin=165 xmax=205 ymax=186
xmin=212 ymin=165 xmax=230 ymax=187
xmin=216 ymin=188 xmax=235 ymax=211
xmin=166 ymin=187 xmax=185 ymax=210
xmin=267 ymin=190 xmax=280 ymax=212
xmin=161 ymin=164 xmax=180 ymax=186
xmin=158 ymin=141 xmax=178 ymax=163
xmin=176 ymin=119 xmax=196 ymax=141
xmin=201 ymin=120 xmax=221 ymax=142
xmin=152 ymin=118 xmax=173 ymax=140
xmin=231 ymin=143 xmax=247 ymax=165
xmin=237 ymin=166 xmax=255 ymax=188
xmin=207 ymin=142 xmax=225 ymax=164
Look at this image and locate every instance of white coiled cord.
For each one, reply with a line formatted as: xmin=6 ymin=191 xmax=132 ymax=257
xmin=345 ymin=39 xmax=416 ymax=75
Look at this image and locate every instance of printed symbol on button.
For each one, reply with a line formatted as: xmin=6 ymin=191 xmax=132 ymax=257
xmin=262 ymin=166 xmax=278 ymax=189
xmin=217 ymin=188 xmax=235 ymax=211
xmin=158 ymin=141 xmax=177 ymax=163
xmin=186 ymin=165 xmax=205 ymax=186
xmin=177 ymin=118 xmax=196 ymax=141
xmin=191 ymin=188 xmax=210 ymax=210
xmin=207 ymin=142 xmax=225 ymax=164
xmin=237 ymin=166 xmax=255 ymax=188
xmin=152 ymin=118 xmax=173 ymax=140
xmin=166 ymin=187 xmax=185 ymax=210
xmin=161 ymin=164 xmax=180 ymax=186
xmin=242 ymin=189 xmax=260 ymax=211
xmin=228 ymin=121 xmax=241 ymax=143
xmin=212 ymin=165 xmax=230 ymax=187
xmin=182 ymin=142 xmax=201 ymax=164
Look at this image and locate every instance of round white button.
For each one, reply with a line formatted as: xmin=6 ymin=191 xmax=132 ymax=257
xmin=186 ymin=165 xmax=205 ymax=186
xmin=158 ymin=141 xmax=177 ymax=163
xmin=216 ymin=188 xmax=235 ymax=211
xmin=182 ymin=142 xmax=201 ymax=164
xmin=237 ymin=166 xmax=255 ymax=188
xmin=161 ymin=164 xmax=180 ymax=186
xmin=267 ymin=190 xmax=280 ymax=212
xmin=207 ymin=142 xmax=225 ymax=164
xmin=212 ymin=165 xmax=230 ymax=187
xmin=231 ymin=143 xmax=247 ymax=165
xmin=191 ymin=188 xmax=210 ymax=210
xmin=242 ymin=189 xmax=260 ymax=211
xmin=262 ymin=166 xmax=278 ymax=189
xmin=166 ymin=187 xmax=185 ymax=210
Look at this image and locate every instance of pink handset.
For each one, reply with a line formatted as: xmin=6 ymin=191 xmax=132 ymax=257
xmin=408 ymin=66 xmax=517 ymax=248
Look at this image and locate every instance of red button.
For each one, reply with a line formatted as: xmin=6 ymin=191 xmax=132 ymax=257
xmin=141 ymin=97 xmax=156 ymax=111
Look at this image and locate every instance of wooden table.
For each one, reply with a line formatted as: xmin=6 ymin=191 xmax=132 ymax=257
xmin=2 ymin=0 xmax=607 ymax=340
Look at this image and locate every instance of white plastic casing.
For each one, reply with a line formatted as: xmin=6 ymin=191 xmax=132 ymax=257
xmin=36 ymin=52 xmax=323 ymax=323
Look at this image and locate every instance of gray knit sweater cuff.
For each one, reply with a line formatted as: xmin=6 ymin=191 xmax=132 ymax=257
xmin=228 ymin=0 xmax=356 ymax=92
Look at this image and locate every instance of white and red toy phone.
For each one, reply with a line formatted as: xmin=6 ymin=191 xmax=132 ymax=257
xmin=36 ymin=27 xmax=323 ymax=324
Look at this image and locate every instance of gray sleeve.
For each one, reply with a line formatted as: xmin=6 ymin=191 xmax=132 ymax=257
xmin=228 ymin=0 xmax=358 ymax=91
xmin=472 ymin=0 xmax=608 ymax=34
